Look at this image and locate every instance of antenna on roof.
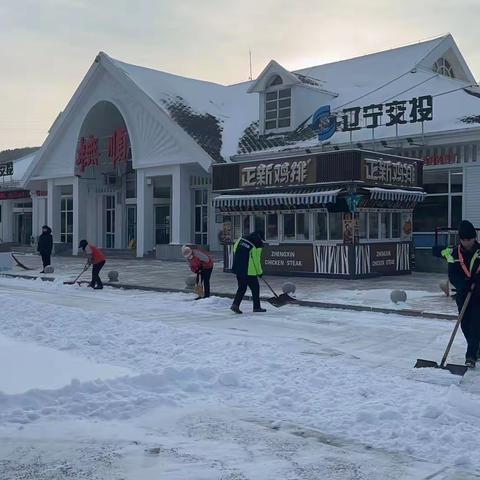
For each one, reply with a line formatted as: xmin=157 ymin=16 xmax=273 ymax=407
xmin=249 ymin=49 xmax=253 ymax=80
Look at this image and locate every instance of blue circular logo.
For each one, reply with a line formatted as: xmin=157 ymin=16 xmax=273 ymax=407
xmin=310 ymin=105 xmax=337 ymax=141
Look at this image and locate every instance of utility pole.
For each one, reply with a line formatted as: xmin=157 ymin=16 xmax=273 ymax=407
xmin=249 ymin=50 xmax=253 ymax=80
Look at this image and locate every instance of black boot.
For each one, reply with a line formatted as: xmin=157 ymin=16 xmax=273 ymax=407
xmin=94 ymin=283 xmax=103 ymax=290
xmin=230 ymin=304 xmax=242 ymax=314
xmin=253 ymin=307 xmax=267 ymax=313
xmin=465 ymin=357 xmax=476 ymax=368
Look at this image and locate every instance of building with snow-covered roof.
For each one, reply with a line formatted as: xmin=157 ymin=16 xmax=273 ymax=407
xmin=20 ymin=33 xmax=480 ymax=274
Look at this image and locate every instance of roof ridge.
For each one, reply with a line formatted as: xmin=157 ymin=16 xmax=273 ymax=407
xmin=295 ymin=34 xmax=449 ymax=77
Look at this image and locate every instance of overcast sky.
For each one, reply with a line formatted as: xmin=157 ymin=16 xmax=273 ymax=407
xmin=1 ymin=0 xmax=479 ymax=151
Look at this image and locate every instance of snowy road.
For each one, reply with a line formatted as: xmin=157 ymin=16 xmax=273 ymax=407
xmin=0 ymin=276 xmax=480 ymax=479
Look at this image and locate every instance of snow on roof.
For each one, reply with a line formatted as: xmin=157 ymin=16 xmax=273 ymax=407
xmin=0 ymin=152 xmax=36 ymax=189
xmin=108 ymin=34 xmax=480 ymax=162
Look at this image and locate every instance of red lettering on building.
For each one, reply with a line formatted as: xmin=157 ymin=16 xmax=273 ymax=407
xmin=76 ymin=136 xmax=99 ymax=174
xmin=423 ymin=152 xmax=459 ymax=166
xmin=0 ymin=190 xmax=30 ymax=200
xmin=108 ymin=128 xmax=129 ymax=168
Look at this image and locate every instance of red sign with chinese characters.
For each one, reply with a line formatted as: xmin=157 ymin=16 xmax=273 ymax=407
xmin=0 ymin=190 xmax=30 ymax=200
xmin=108 ymin=128 xmax=129 ymax=168
xmin=423 ymin=152 xmax=459 ymax=166
xmin=76 ymin=136 xmax=99 ymax=174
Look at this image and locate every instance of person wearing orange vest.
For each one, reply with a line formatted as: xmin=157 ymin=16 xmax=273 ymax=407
xmin=182 ymin=245 xmax=214 ymax=299
xmin=442 ymin=220 xmax=480 ymax=368
xmin=79 ymin=239 xmax=106 ymax=290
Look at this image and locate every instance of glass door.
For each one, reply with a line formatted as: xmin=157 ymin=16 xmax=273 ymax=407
xmin=105 ymin=195 xmax=116 ymax=248
xmin=126 ymin=205 xmax=137 ymax=248
xmin=155 ymin=205 xmax=170 ymax=244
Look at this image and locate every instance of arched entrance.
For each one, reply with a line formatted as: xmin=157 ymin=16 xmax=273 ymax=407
xmin=74 ymin=101 xmax=136 ymax=252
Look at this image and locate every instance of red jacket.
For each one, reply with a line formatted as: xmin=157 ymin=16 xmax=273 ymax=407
xmin=188 ymin=248 xmax=213 ymax=273
xmin=87 ymin=244 xmax=106 ymax=264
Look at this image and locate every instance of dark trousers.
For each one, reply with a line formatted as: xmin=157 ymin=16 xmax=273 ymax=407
xmin=200 ymin=268 xmax=213 ymax=297
xmin=233 ymin=275 xmax=260 ymax=309
xmin=40 ymin=253 xmax=51 ymax=269
xmin=457 ymin=296 xmax=480 ymax=360
xmin=91 ymin=260 xmax=105 ymax=287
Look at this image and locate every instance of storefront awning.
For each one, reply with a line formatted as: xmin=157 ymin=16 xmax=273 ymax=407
xmin=213 ymin=189 xmax=342 ymax=209
xmin=365 ymin=187 xmax=426 ymax=203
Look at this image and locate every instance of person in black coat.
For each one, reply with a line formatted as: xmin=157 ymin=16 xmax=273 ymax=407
xmin=443 ymin=220 xmax=480 ymax=368
xmin=37 ymin=225 xmax=53 ymax=273
xmin=231 ymin=231 xmax=266 ymax=314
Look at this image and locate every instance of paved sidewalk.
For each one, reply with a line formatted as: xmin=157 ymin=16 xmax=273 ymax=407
xmin=6 ymin=252 xmax=458 ymax=318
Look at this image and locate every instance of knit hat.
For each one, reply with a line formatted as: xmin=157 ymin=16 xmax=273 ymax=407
xmin=181 ymin=245 xmax=193 ymax=258
xmin=458 ymin=220 xmax=477 ymax=240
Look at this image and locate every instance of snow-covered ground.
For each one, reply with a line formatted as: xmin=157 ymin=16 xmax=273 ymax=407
xmin=0 ymin=276 xmax=479 ymax=479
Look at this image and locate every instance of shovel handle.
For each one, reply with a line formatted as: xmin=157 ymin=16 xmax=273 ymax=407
xmin=440 ymin=289 xmax=473 ymax=367
xmin=260 ymin=276 xmax=280 ymax=298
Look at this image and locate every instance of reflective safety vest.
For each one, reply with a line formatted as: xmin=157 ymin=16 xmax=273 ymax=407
xmin=442 ymin=245 xmax=480 ymax=277
xmin=233 ymin=238 xmax=263 ymax=276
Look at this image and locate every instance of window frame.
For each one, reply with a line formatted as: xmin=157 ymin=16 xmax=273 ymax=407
xmin=264 ymin=85 xmax=292 ymax=132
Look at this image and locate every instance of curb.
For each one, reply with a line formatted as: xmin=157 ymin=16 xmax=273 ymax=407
xmin=0 ymin=272 xmax=457 ymax=321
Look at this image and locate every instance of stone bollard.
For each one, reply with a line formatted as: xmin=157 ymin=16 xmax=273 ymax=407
xmin=108 ymin=271 xmax=119 ymax=282
xmin=282 ymin=282 xmax=296 ymax=294
xmin=390 ymin=289 xmax=407 ymax=304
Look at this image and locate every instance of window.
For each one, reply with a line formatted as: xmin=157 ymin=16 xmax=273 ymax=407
xmin=232 ymin=216 xmax=241 ymax=240
xmin=296 ymin=213 xmax=309 ymax=240
xmin=253 ymin=213 xmax=265 ymax=238
xmin=359 ymin=212 xmax=368 ymax=239
xmin=433 ymin=58 xmax=455 ymax=78
xmin=194 ymin=189 xmax=208 ymax=246
xmin=329 ymin=212 xmax=343 ymax=241
xmin=243 ymin=215 xmax=251 ymax=235
xmin=126 ymin=172 xmax=136 ymax=199
xmin=283 ymin=213 xmax=295 ymax=240
xmin=315 ymin=212 xmax=328 ymax=240
xmin=380 ymin=212 xmax=391 ymax=239
xmin=60 ymin=197 xmax=73 ymax=243
xmin=266 ymin=214 xmax=278 ymax=240
xmin=265 ymin=88 xmax=291 ymax=130
xmin=282 ymin=212 xmax=309 ymax=240
xmin=369 ymin=212 xmax=379 ymax=239
xmin=392 ymin=213 xmax=401 ymax=238
xmin=414 ymin=196 xmax=448 ymax=232
xmin=415 ymin=169 xmax=463 ymax=232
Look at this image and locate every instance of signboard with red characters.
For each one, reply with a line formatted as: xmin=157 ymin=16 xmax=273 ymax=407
xmin=75 ymin=136 xmax=99 ymax=174
xmin=108 ymin=128 xmax=129 ymax=168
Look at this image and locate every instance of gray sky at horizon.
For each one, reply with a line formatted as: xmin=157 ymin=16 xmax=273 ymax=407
xmin=1 ymin=0 xmax=479 ymax=151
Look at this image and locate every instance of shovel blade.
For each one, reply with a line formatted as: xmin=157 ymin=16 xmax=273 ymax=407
xmin=267 ymin=293 xmax=296 ymax=308
xmin=415 ymin=358 xmax=468 ymax=376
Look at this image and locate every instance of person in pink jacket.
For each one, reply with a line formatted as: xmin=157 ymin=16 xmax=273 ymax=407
xmin=182 ymin=245 xmax=214 ymax=299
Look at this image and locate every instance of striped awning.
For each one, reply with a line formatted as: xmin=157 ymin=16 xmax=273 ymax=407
xmin=365 ymin=187 xmax=426 ymax=202
xmin=213 ymin=189 xmax=342 ymax=209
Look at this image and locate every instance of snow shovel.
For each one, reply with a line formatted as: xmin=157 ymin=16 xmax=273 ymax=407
xmin=260 ymin=277 xmax=296 ymax=308
xmin=414 ymin=288 xmax=473 ymax=376
xmin=64 ymin=263 xmax=90 ymax=285
xmin=11 ymin=253 xmax=34 ymax=270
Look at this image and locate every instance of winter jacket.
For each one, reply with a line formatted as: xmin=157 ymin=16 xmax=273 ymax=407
xmin=442 ymin=242 xmax=480 ymax=305
xmin=231 ymin=233 xmax=263 ymax=278
xmin=85 ymin=244 xmax=106 ymax=265
xmin=188 ymin=248 xmax=214 ymax=273
xmin=37 ymin=227 xmax=53 ymax=255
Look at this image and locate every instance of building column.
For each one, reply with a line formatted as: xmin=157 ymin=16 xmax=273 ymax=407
xmin=47 ymin=180 xmax=61 ymax=243
xmin=0 ymin=201 xmax=13 ymax=243
xmin=171 ymin=164 xmax=191 ymax=245
xmin=136 ymin=169 xmax=153 ymax=257
xmin=31 ymin=193 xmax=40 ymax=244
xmin=73 ymin=177 xmax=88 ymax=255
